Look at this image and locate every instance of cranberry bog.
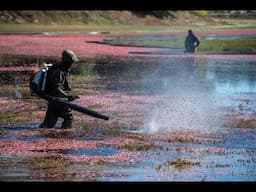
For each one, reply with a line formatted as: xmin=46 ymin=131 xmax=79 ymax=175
xmin=0 ymin=29 xmax=256 ymax=181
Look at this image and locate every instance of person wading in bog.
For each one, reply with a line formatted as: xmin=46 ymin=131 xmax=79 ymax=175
xmin=184 ymin=29 xmax=200 ymax=53
xmin=38 ymin=49 xmax=80 ymax=129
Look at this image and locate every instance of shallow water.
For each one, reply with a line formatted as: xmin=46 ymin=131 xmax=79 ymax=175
xmin=1 ymin=35 xmax=256 ymax=181
xmin=102 ymin=33 xmax=256 ymax=47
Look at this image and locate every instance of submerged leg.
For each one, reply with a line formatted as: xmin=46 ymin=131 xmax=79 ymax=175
xmin=39 ymin=102 xmax=58 ymax=128
xmin=61 ymin=107 xmax=73 ymax=129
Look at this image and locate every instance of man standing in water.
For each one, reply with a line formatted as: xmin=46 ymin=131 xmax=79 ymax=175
xmin=39 ymin=49 xmax=80 ymax=129
xmin=184 ymin=29 xmax=200 ymax=53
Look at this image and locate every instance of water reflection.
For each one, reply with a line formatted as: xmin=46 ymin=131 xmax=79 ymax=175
xmin=206 ymin=59 xmax=256 ymax=114
xmin=105 ymin=34 xmax=256 ymax=47
xmin=1 ymin=55 xmax=256 ymax=117
xmin=92 ymin=56 xmax=256 ymax=116
xmin=94 ymin=57 xmax=201 ymax=94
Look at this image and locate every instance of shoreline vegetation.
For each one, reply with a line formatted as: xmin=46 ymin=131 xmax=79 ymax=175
xmin=0 ymin=11 xmax=255 ymax=57
xmin=0 ymin=22 xmax=255 ymax=34
xmin=0 ymin=11 xmax=255 ymax=34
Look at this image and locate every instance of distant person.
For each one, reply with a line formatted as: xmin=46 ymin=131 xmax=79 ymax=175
xmin=184 ymin=29 xmax=200 ymax=53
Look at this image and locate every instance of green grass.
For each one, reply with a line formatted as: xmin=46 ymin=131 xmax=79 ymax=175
xmin=192 ymin=10 xmax=209 ymax=17
xmin=117 ymin=144 xmax=156 ymax=151
xmin=136 ymin=38 xmax=184 ymax=48
xmin=0 ymin=23 xmax=255 ymax=34
xmin=167 ymin=158 xmax=201 ymax=170
xmin=0 ymin=24 xmax=177 ymax=34
xmin=211 ymin=25 xmax=256 ymax=30
xmin=0 ymin=130 xmax=8 ymax=136
xmin=0 ymin=113 xmax=18 ymax=120
xmin=131 ymin=37 xmax=256 ymax=53
xmin=227 ymin=119 xmax=256 ymax=129
xmin=198 ymin=38 xmax=256 ymax=53
xmin=0 ymin=23 xmax=255 ymax=54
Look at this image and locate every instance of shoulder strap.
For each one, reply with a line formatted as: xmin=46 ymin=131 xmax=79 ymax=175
xmin=44 ymin=62 xmax=62 ymax=93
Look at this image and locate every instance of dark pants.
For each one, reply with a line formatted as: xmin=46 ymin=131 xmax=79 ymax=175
xmin=39 ymin=100 xmax=73 ymax=128
xmin=185 ymin=46 xmax=195 ymax=53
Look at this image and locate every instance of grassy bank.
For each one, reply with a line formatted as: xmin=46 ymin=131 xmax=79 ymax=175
xmin=199 ymin=38 xmax=256 ymax=53
xmin=0 ymin=23 xmax=255 ymax=55
xmin=0 ymin=24 xmax=186 ymax=34
xmin=134 ymin=38 xmax=256 ymax=54
xmin=0 ymin=23 xmax=256 ymax=34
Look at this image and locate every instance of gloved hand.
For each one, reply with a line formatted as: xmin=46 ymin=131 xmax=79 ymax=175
xmin=68 ymin=95 xmax=80 ymax=102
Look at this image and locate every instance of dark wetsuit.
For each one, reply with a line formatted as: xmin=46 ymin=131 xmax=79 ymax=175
xmin=185 ymin=32 xmax=200 ymax=53
xmin=39 ymin=62 xmax=73 ymax=128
